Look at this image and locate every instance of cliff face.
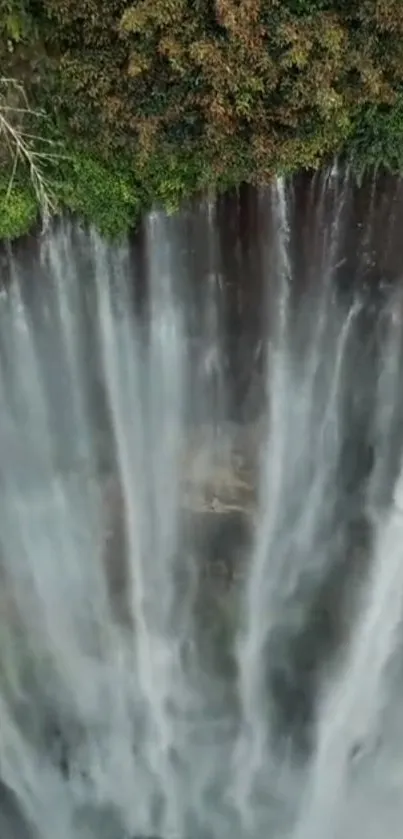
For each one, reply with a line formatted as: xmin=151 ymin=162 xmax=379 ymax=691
xmin=101 ymin=421 xmax=262 ymax=604
xmin=98 ymin=426 xmax=256 ymax=679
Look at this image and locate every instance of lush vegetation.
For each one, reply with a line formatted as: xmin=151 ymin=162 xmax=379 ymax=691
xmin=2 ymin=0 xmax=403 ymax=239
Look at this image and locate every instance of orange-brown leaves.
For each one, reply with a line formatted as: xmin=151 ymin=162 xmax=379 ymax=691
xmin=9 ymin=0 xmax=403 ymax=206
xmin=120 ymin=0 xmax=187 ymax=34
xmin=127 ymin=52 xmax=152 ymax=78
xmin=278 ymin=13 xmax=347 ymax=73
xmin=136 ymin=117 xmax=161 ymax=158
xmin=360 ymin=0 xmax=403 ymax=34
xmin=215 ymin=0 xmax=261 ymax=35
xmin=206 ymin=95 xmax=236 ymax=134
xmin=159 ymin=35 xmax=188 ymax=74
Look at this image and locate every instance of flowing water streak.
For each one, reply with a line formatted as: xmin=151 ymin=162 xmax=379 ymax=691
xmin=230 ymin=174 xmax=363 ymax=830
xmin=92 ymin=216 xmax=192 ymax=837
xmin=87 ymin=231 xmax=164 ymax=834
xmin=360 ymin=171 xmax=377 ymax=264
xmin=0 ymin=240 xmax=124 ymax=839
xmin=143 ymin=211 xmax=190 ymax=836
xmin=296 ymin=166 xmax=352 ymax=455
xmin=272 ymin=298 xmax=361 ymax=623
xmin=204 ymin=194 xmax=226 ymax=435
xmin=292 ymin=456 xmax=403 ymax=839
xmin=198 ymin=194 xmax=227 ymax=446
xmin=0 ymin=258 xmax=107 ymax=693
xmin=0 ymin=289 xmax=74 ymax=839
xmin=292 ymin=299 xmax=403 ymax=838
xmin=230 ymin=177 xmax=294 ymax=824
xmin=368 ymin=289 xmax=403 ymax=512
xmin=39 ymin=225 xmax=95 ymax=469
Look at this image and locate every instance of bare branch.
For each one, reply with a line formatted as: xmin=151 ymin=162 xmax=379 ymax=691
xmin=0 ymin=78 xmax=61 ymax=231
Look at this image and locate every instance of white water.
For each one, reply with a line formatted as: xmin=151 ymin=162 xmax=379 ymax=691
xmin=0 ymin=174 xmax=403 ymax=839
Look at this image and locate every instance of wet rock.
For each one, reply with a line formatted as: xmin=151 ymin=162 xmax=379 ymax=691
xmin=183 ymin=509 xmax=251 ymax=584
xmin=0 ymin=778 xmax=36 ymax=839
xmin=100 ymin=422 xmax=260 ymax=619
xmin=179 ymin=422 xmax=259 ymax=515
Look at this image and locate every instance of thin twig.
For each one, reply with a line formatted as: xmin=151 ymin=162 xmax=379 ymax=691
xmin=0 ymin=78 xmax=61 ymax=230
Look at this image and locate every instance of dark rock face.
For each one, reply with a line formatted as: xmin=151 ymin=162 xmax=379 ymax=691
xmin=0 ymin=780 xmax=36 ymax=839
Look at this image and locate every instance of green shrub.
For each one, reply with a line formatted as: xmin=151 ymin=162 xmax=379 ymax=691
xmin=54 ymin=149 xmax=141 ymax=237
xmin=348 ymin=94 xmax=403 ymax=180
xmin=0 ymin=174 xmax=37 ymax=240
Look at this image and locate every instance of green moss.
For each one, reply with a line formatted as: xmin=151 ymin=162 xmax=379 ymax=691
xmin=0 ymin=178 xmax=38 ymax=240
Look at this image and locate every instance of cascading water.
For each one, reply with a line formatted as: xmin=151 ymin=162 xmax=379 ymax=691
xmin=0 ymin=170 xmax=403 ymax=839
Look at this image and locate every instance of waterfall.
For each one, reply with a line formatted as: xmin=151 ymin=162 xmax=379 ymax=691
xmin=0 ymin=171 xmax=403 ymax=839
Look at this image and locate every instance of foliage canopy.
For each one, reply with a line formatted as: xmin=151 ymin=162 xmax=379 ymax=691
xmin=2 ymin=0 xmax=403 ymax=237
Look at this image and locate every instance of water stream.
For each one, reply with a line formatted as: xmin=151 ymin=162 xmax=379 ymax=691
xmin=0 ymin=170 xmax=403 ymax=838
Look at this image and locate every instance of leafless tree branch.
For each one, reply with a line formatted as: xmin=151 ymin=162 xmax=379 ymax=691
xmin=0 ymin=78 xmax=60 ymax=230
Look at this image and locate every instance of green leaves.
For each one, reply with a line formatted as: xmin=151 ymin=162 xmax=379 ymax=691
xmin=284 ymin=0 xmax=331 ymax=14
xmin=2 ymin=0 xmax=403 ymax=238
xmin=348 ymin=95 xmax=403 ymax=180
xmin=55 ymin=150 xmax=141 ymax=237
xmin=0 ymin=1 xmax=30 ymax=41
xmin=0 ymin=176 xmax=37 ymax=239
